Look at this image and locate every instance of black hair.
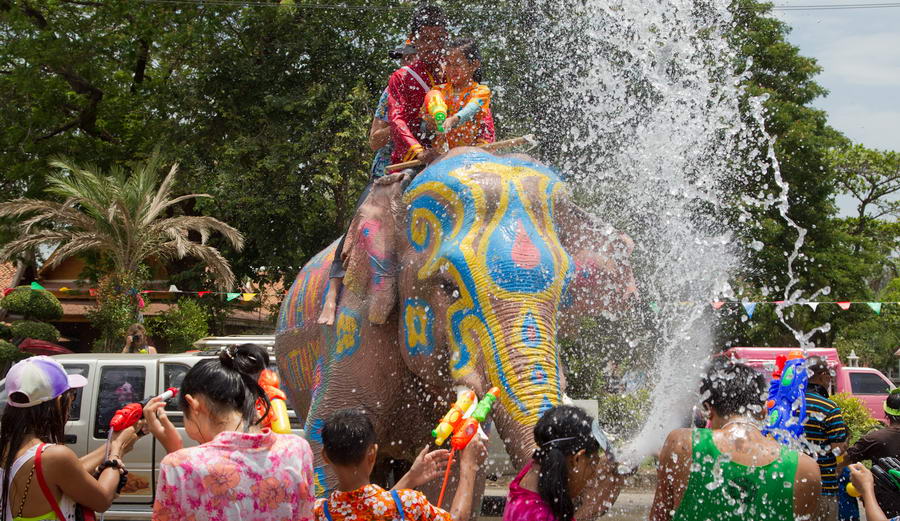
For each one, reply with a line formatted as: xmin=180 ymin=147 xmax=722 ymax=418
xmin=449 ymin=38 xmax=482 ymax=83
xmin=179 ymin=343 xmax=270 ymax=431
xmin=532 ymin=405 xmax=600 ymax=521
xmin=700 ymin=358 xmax=767 ymax=417
xmin=886 ymin=392 xmax=900 ymax=425
xmin=409 ymin=4 xmax=447 ymax=37
xmin=0 ymin=390 xmax=73 ymax=517
xmin=322 ymin=408 xmax=376 ymax=466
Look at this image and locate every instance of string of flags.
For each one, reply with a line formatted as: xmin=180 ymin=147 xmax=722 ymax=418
xmin=647 ymin=299 xmax=897 ymax=318
xmin=20 ymin=282 xmax=264 ymax=302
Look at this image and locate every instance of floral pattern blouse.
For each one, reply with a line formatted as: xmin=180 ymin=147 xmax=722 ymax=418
xmin=153 ymin=430 xmax=315 ymax=521
xmin=314 ymin=484 xmax=451 ymax=521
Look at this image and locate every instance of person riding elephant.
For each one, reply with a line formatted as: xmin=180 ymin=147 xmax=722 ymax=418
xmin=275 ymin=148 xmax=636 ymax=519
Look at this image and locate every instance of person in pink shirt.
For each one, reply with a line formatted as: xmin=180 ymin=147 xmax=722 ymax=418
xmin=503 ymin=405 xmax=620 ymax=521
xmin=151 ymin=344 xmax=315 ymax=521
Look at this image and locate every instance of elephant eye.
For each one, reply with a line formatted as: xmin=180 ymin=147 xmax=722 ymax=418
xmin=439 ymin=279 xmax=460 ymax=299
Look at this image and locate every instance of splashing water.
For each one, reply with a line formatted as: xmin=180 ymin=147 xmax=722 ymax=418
xmin=487 ymin=0 xmax=810 ymax=466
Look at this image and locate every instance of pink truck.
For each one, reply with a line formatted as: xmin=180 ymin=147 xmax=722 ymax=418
xmin=723 ymin=347 xmax=896 ymax=422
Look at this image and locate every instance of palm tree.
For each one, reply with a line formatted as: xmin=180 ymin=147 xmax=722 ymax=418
xmin=0 ymin=152 xmax=244 ymax=289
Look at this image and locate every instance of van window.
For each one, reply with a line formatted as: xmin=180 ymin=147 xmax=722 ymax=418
xmin=163 ymin=364 xmax=189 ymax=412
xmin=95 ymin=366 xmax=146 ymax=438
xmin=850 ymin=372 xmax=890 ymax=395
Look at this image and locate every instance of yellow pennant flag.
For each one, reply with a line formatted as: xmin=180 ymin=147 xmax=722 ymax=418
xmin=59 ymin=287 xmax=70 ymax=292
xmin=241 ymin=293 xmax=257 ymax=301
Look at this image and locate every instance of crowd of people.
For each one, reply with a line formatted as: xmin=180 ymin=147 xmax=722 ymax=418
xmin=4 ymin=344 xmax=900 ymax=521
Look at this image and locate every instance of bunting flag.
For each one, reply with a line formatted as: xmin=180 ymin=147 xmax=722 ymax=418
xmin=59 ymin=287 xmax=70 ymax=292
xmin=197 ymin=291 xmax=212 ymax=297
xmin=868 ymin=302 xmax=882 ymax=315
xmin=711 ymin=301 xmax=725 ymax=310
xmin=226 ymin=292 xmax=241 ymax=301
xmin=168 ymin=284 xmax=180 ymax=293
xmin=743 ymin=302 xmax=757 ymax=318
xmin=89 ymin=288 xmax=97 ymax=297
xmin=807 ymin=302 xmax=819 ymax=311
xmin=242 ymin=293 xmax=257 ymax=302
xmin=30 ymin=282 xmax=46 ymax=290
xmin=837 ymin=302 xmax=852 ymax=311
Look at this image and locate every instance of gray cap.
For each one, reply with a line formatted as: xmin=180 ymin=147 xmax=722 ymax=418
xmin=389 ymin=43 xmax=416 ymax=59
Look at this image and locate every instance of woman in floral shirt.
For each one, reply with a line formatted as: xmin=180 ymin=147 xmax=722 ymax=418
xmin=151 ymin=344 xmax=315 ymax=521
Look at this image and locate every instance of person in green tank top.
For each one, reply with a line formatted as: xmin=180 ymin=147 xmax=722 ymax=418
xmin=650 ymin=359 xmax=822 ymax=521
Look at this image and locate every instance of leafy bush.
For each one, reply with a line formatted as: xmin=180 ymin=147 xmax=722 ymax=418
xmin=87 ymin=268 xmax=148 ymax=352
xmin=0 ymin=340 xmax=28 ymax=364
xmin=0 ymin=323 xmax=11 ymax=340
xmin=147 ymin=298 xmax=209 ymax=352
xmin=0 ymin=287 xmax=63 ymax=321
xmin=10 ymin=321 xmax=61 ymax=343
xmin=597 ymin=389 xmax=651 ymax=439
xmin=832 ymin=392 xmax=882 ymax=444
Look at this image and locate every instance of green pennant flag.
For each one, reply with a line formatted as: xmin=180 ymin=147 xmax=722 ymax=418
xmin=649 ymin=301 xmax=660 ymax=314
xmin=867 ymin=302 xmax=882 ymax=315
xmin=30 ymin=282 xmax=45 ymax=290
xmin=226 ymin=292 xmax=240 ymax=301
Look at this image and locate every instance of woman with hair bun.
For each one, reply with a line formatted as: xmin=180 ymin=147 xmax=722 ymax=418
xmin=502 ymin=405 xmax=621 ymax=521
xmin=151 ymin=344 xmax=315 ymax=521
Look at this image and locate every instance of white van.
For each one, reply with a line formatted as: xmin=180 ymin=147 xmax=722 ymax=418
xmin=0 ymin=349 xmax=304 ymax=520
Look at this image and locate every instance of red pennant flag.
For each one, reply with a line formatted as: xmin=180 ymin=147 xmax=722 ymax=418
xmin=197 ymin=291 xmax=212 ymax=297
xmin=774 ymin=300 xmax=785 ymax=305
xmin=137 ymin=295 xmax=146 ymax=309
xmin=711 ymin=301 xmax=725 ymax=310
xmin=837 ymin=302 xmax=851 ymax=311
xmin=3 ymin=288 xmax=13 ymax=297
xmin=89 ymin=288 xmax=97 ymax=297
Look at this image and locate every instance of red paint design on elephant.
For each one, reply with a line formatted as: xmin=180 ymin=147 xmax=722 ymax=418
xmin=511 ymin=221 xmax=540 ymax=270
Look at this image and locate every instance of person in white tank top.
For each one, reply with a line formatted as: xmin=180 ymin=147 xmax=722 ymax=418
xmin=0 ymin=357 xmax=139 ymax=521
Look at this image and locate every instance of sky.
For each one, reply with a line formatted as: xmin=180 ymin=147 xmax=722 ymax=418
xmin=775 ymin=1 xmax=900 ymax=215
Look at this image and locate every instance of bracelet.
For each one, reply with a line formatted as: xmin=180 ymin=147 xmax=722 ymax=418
xmin=96 ymin=460 xmax=129 ymax=493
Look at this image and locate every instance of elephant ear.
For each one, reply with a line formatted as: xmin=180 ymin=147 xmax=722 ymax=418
xmin=557 ymin=198 xmax=637 ymax=314
xmin=341 ymin=180 xmax=405 ymax=324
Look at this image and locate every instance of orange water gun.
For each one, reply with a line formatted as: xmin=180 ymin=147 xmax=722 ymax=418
xmin=257 ymin=369 xmax=291 ymax=434
xmin=425 ymin=89 xmax=448 ymax=133
xmin=432 ymin=390 xmax=476 ymax=446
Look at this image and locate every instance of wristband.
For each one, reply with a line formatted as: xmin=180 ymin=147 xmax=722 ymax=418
xmin=96 ymin=460 xmax=129 ymax=493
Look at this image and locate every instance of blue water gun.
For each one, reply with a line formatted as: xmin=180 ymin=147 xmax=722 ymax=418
xmin=762 ymin=351 xmax=808 ymax=445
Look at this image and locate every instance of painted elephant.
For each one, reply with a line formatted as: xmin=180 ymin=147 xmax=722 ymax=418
xmin=275 ymin=148 xmax=636 ymax=517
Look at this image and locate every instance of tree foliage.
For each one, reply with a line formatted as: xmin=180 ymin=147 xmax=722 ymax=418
xmin=10 ymin=320 xmax=60 ymax=343
xmin=0 ymin=287 xmax=63 ymax=321
xmin=146 ymin=297 xmax=209 ymax=352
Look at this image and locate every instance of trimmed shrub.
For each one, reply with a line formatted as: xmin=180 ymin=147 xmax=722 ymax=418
xmin=0 ymin=287 xmax=63 ymax=321
xmin=147 ymin=298 xmax=209 ymax=352
xmin=10 ymin=321 xmax=61 ymax=343
xmin=0 ymin=323 xmax=11 ymax=340
xmin=0 ymin=339 xmax=28 ymax=364
xmin=832 ymin=392 xmax=882 ymax=444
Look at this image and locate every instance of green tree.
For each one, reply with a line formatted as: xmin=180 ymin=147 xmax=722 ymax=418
xmin=147 ymin=298 xmax=209 ymax=352
xmin=829 ymin=145 xmax=900 ymax=237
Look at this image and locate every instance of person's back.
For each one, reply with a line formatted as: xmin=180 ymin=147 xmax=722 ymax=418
xmin=847 ymin=389 xmax=900 ymax=517
xmin=671 ymin=427 xmax=800 ymax=521
xmin=651 ymin=359 xmax=821 ymax=521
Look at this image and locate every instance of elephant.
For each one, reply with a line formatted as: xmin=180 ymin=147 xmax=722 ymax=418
xmin=274 ymin=147 xmax=637 ymax=518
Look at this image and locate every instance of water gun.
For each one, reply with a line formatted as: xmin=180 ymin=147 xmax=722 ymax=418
xmin=432 ymin=389 xmax=476 ymax=446
xmin=450 ymin=387 xmax=499 ymax=450
xmin=437 ymin=388 xmax=500 ymax=509
xmin=110 ymin=387 xmax=178 ymax=432
xmin=425 ymin=89 xmax=448 ymax=133
xmin=762 ymin=350 xmax=808 ymax=445
xmin=257 ymin=369 xmax=291 ymax=434
xmin=847 ymin=457 xmax=900 ymax=497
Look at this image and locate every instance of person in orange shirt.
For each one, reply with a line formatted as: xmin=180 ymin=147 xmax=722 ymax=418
xmin=424 ymin=38 xmax=495 ymax=152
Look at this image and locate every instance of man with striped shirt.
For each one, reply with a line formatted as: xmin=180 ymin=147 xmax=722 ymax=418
xmin=804 ymin=356 xmax=850 ymax=521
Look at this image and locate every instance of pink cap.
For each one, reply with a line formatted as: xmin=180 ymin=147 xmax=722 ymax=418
xmin=5 ymin=356 xmax=87 ymax=408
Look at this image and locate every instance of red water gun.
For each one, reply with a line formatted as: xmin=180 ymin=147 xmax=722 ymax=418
xmin=110 ymin=387 xmax=178 ymax=432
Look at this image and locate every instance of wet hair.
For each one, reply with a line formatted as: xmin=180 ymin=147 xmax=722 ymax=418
xmin=532 ymin=405 xmax=601 ymax=521
xmin=700 ymin=358 xmax=767 ymax=417
xmin=807 ymin=356 xmax=831 ymax=378
xmin=449 ymin=38 xmax=482 ymax=83
xmin=126 ymin=323 xmax=148 ymax=352
xmin=322 ymin=408 xmax=376 ymax=466
xmin=179 ymin=343 xmax=270 ymax=430
xmin=0 ymin=390 xmax=73 ymax=517
xmin=886 ymin=391 xmax=900 ymax=424
xmin=409 ymin=4 xmax=447 ymax=37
